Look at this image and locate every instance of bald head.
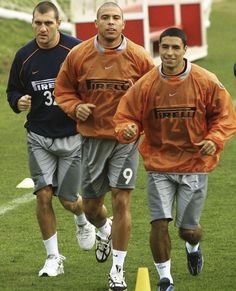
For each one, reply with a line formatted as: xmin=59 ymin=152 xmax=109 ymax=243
xmin=96 ymin=2 xmax=123 ymax=20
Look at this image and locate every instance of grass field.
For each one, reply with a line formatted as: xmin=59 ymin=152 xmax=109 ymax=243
xmin=0 ymin=0 xmax=71 ymax=18
xmin=0 ymin=1 xmax=236 ymax=290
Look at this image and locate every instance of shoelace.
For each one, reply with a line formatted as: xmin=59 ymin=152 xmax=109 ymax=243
xmin=43 ymin=254 xmax=65 ymax=268
xmin=111 ymin=274 xmax=123 ymax=283
xmin=97 ymin=237 xmax=110 ymax=250
xmin=110 ymin=266 xmax=126 ymax=282
xmin=47 ymin=254 xmax=65 ymax=262
xmin=78 ymin=224 xmax=92 ymax=238
xmin=109 ymin=272 xmax=126 ymax=287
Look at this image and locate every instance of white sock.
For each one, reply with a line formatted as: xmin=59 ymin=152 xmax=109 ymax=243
xmin=97 ymin=219 xmax=111 ymax=239
xmin=112 ymin=249 xmax=127 ymax=270
xmin=75 ymin=213 xmax=87 ymax=226
xmin=154 ymin=259 xmax=173 ymax=284
xmin=186 ymin=242 xmax=199 ymax=253
xmin=43 ymin=232 xmax=59 ymax=257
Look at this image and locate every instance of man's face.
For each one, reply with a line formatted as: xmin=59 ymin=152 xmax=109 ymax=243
xmin=95 ymin=5 xmax=125 ymax=45
xmin=159 ymin=36 xmax=187 ymax=74
xmin=32 ymin=10 xmax=60 ymax=49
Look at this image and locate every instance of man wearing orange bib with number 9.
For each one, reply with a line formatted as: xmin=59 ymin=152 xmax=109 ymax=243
xmin=54 ymin=2 xmax=154 ymax=290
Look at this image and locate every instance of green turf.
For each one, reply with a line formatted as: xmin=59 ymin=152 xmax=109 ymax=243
xmin=0 ymin=0 xmax=71 ymax=17
xmin=0 ymin=1 xmax=236 ymax=290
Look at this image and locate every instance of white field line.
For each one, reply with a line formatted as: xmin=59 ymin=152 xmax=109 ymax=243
xmin=0 ymin=193 xmax=35 ymax=216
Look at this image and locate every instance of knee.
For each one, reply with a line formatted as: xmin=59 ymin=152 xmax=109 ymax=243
xmin=36 ymin=186 xmax=53 ymax=209
xmin=59 ymin=197 xmax=77 ymax=212
xmin=112 ymin=189 xmax=131 ymax=214
xmin=151 ymin=219 xmax=169 ymax=235
xmin=82 ymin=199 xmax=101 ymax=220
xmin=179 ymin=226 xmax=202 ymax=244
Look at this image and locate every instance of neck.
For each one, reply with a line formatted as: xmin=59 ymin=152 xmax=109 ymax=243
xmin=97 ymin=35 xmax=122 ymax=49
xmin=163 ymin=59 xmax=186 ymax=76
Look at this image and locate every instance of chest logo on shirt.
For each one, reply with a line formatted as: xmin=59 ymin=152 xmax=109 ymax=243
xmin=86 ymin=79 xmax=131 ymax=91
xmin=154 ymin=107 xmax=196 ymax=119
xmin=32 ymin=70 xmax=39 ymax=75
xmin=104 ymin=66 xmax=113 ymax=70
xmin=168 ymin=92 xmax=177 ymax=97
xmin=31 ymin=78 xmax=55 ymax=92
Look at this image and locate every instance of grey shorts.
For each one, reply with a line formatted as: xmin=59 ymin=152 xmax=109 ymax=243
xmin=148 ymin=173 xmax=208 ymax=229
xmin=27 ymin=131 xmax=81 ymax=202
xmin=80 ymin=137 xmax=139 ymax=198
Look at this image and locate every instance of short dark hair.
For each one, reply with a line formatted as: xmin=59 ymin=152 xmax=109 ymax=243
xmin=96 ymin=2 xmax=123 ymax=20
xmin=159 ymin=27 xmax=187 ymax=46
xmin=33 ymin=1 xmax=59 ymax=20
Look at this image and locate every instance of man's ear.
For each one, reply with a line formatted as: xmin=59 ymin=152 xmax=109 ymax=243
xmin=122 ymin=20 xmax=126 ymax=31
xmin=57 ymin=19 xmax=62 ymax=29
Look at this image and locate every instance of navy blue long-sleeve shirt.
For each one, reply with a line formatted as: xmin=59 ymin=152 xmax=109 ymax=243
xmin=7 ymin=32 xmax=81 ymax=138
